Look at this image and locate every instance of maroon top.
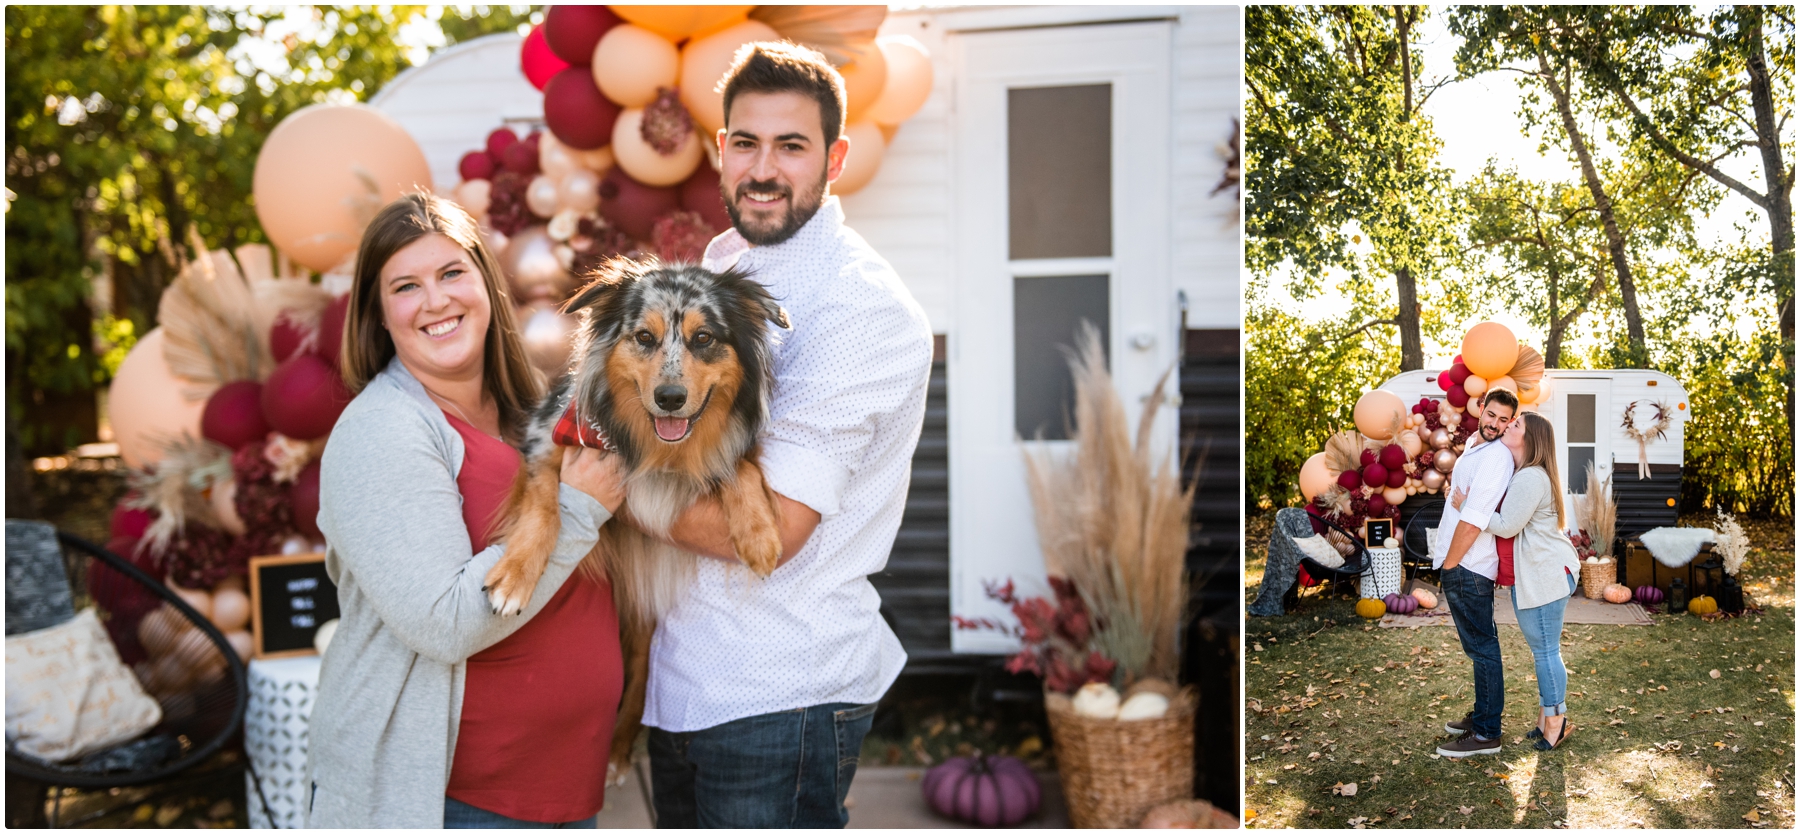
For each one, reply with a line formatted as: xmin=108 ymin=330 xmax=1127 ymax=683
xmin=441 ymin=412 xmax=622 ymax=823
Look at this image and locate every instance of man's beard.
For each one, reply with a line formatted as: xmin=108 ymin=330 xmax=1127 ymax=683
xmin=723 ymin=167 xmax=828 ymax=246
xmin=1479 ymin=424 xmax=1503 ymax=442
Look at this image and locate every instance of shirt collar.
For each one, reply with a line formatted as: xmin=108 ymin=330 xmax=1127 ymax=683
xmin=703 ymin=196 xmax=844 ymax=271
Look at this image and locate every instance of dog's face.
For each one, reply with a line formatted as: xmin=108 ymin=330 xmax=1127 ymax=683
xmin=563 ymin=261 xmax=788 ymax=466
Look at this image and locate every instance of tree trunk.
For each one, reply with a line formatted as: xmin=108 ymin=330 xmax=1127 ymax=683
xmin=1744 ymin=8 xmax=1795 ymax=430
xmin=1392 ymin=5 xmax=1424 ymax=371
xmin=1544 ymin=257 xmax=1564 ymax=369
xmin=1535 ymin=44 xmax=1648 ymax=363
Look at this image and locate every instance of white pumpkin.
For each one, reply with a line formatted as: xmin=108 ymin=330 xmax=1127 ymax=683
xmin=1118 ymin=691 xmax=1170 ymax=721
xmin=1071 ymin=681 xmax=1121 ymax=719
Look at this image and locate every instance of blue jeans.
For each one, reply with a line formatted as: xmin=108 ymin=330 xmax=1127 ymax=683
xmin=649 ymin=702 xmax=878 ymax=828
xmin=443 ymin=796 xmax=596 ymax=828
xmin=1442 ymin=565 xmax=1504 ymax=739
xmin=1512 ymin=571 xmax=1577 ymax=717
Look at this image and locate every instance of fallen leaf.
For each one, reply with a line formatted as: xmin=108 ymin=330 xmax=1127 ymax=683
xmin=1244 ymin=809 xmax=1259 ymax=821
xmin=1348 ymin=816 xmax=1370 ymax=828
xmin=1335 ymin=782 xmax=1359 ymax=797
xmin=1460 ymin=806 xmax=1475 ymax=816
xmin=1745 ymin=810 xmax=1761 ymax=822
xmin=1711 ymin=669 xmax=1723 ymax=679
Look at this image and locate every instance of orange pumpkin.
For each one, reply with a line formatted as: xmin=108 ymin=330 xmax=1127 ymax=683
xmin=1355 ymin=598 xmax=1387 ymax=620
xmin=1602 ymin=584 xmax=1633 ymax=605
xmin=1411 ymin=588 xmax=1438 ymax=610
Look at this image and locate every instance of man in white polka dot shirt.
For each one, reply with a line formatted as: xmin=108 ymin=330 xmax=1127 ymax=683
xmin=637 ymin=42 xmax=934 ymax=828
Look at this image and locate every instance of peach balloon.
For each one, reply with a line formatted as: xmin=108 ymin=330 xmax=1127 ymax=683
xmin=209 ymin=588 xmax=251 ymax=632
xmin=1461 ymin=321 xmax=1519 ymax=379
xmin=559 ymin=169 xmax=602 ymax=213
xmin=1352 ymin=389 xmax=1407 ymax=440
xmin=252 ymin=104 xmax=432 ymax=273
xmin=209 ymin=477 xmax=247 ymax=536
xmin=1398 ymin=430 xmax=1423 ymax=458
xmin=1462 ymin=374 xmax=1488 ymax=397
xmin=1383 ymin=486 xmax=1408 ymax=506
xmin=538 ymin=132 xmax=579 ymax=179
xmin=167 ymin=579 xmax=213 ymax=622
xmin=612 ymin=107 xmax=703 ymax=186
xmin=1298 ymin=452 xmax=1332 ymax=501
xmin=573 ymin=144 xmax=615 ymax=172
xmin=609 ymin=5 xmax=753 ymax=40
xmin=679 ymin=19 xmax=781 ymax=134
xmin=831 ymin=121 xmax=887 ymax=196
xmin=110 ymin=328 xmax=207 ymax=468
xmin=526 ymin=175 xmax=562 ymax=218
xmin=838 ymin=40 xmax=889 ymax=122
xmin=451 ymin=178 xmax=492 ymax=218
xmin=1528 ymin=375 xmax=1553 ymax=404
xmin=591 ymin=24 xmax=679 ymax=108
xmin=225 ymin=629 xmax=254 ymax=661
xmin=865 ymin=35 xmax=933 ymax=126
xmin=1486 ymin=375 xmax=1519 ymax=396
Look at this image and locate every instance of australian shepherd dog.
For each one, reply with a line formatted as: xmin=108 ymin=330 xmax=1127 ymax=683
xmin=484 ymin=258 xmax=791 ymax=780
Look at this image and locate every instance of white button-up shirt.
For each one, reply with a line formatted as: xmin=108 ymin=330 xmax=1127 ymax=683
xmin=641 ymin=197 xmax=934 ymax=732
xmin=1431 ymin=436 xmax=1514 ymax=581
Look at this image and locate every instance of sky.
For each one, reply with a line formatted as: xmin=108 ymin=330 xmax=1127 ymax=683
xmin=1258 ymin=8 xmax=1781 ymax=366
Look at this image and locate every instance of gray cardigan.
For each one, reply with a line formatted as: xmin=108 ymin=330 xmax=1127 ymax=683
xmin=304 ymin=358 xmax=610 ymax=828
xmin=1487 ymin=466 xmax=1582 ymax=610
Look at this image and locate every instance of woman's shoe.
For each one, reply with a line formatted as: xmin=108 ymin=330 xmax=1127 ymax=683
xmin=1534 ymin=720 xmax=1572 ymax=751
xmin=1526 ymin=726 xmax=1543 ymax=741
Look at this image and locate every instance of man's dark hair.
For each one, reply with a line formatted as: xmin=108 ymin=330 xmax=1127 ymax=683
xmin=719 ymin=41 xmax=847 ymax=147
xmin=1482 ymin=388 xmax=1520 ymax=414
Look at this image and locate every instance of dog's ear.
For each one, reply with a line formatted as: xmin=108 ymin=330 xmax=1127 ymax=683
xmin=718 ymin=267 xmax=791 ymax=329
xmin=763 ymin=300 xmax=792 ymax=330
xmin=562 ymin=258 xmax=635 ymax=315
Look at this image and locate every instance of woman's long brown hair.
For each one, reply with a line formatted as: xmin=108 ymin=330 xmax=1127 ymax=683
xmin=1517 ymin=411 xmax=1565 ymax=529
xmin=339 ymin=193 xmax=542 ymax=440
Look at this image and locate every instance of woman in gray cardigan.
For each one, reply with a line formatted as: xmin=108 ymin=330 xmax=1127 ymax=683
xmin=1452 ymin=411 xmax=1580 ymax=751
xmin=305 ymin=195 xmax=625 ymax=827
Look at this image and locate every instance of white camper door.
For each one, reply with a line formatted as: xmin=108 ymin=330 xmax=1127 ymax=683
xmin=948 ymin=22 xmax=1175 ymax=653
xmin=1549 ymin=377 xmax=1613 ymax=513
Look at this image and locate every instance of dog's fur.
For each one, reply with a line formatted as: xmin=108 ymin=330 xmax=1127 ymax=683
xmin=484 ymin=259 xmax=791 ymax=781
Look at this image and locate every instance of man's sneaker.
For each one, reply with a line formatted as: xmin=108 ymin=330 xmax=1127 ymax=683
xmin=1437 ymin=734 xmax=1503 ymax=758
xmin=1444 ymin=712 xmax=1476 ymax=735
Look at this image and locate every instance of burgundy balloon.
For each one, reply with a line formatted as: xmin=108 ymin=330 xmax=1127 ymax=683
xmin=270 ymin=314 xmax=312 ymax=362
xmin=523 ymin=130 xmax=542 ymax=156
xmin=502 ymin=141 xmax=540 ymax=175
xmin=262 ymin=354 xmax=351 ymax=441
xmin=318 ymin=294 xmax=349 ymax=369
xmin=1361 ymin=463 xmax=1389 ymax=488
xmin=1449 ymin=361 xmax=1472 ymax=385
xmin=680 ymin=166 xmax=732 ymax=233
xmin=1385 ymin=468 xmax=1407 ymax=489
xmin=486 ymin=128 xmax=520 ymax=160
xmin=543 ymin=68 xmax=620 ymax=151
xmin=599 ymin=168 xmax=681 ymax=241
xmin=1446 ymin=386 xmax=1470 ymax=408
xmin=291 ymin=460 xmax=322 ymax=539
xmin=1336 ymin=469 xmax=1362 ymax=490
xmin=110 ymin=502 xmax=153 ymax=541
xmin=544 ymin=4 xmax=622 ymax=65
xmin=1379 ymin=443 xmax=1407 ymax=470
xmin=520 ymin=24 xmax=570 ymax=92
xmin=1358 ymin=448 xmax=1376 ymax=468
xmin=202 ymin=380 xmax=272 ymax=451
xmin=1367 ymin=493 xmax=1388 ymax=516
xmin=89 ymin=539 xmax=161 ymax=665
xmin=1460 ymin=413 xmax=1479 ymax=432
xmin=459 ymin=151 xmax=498 ymax=182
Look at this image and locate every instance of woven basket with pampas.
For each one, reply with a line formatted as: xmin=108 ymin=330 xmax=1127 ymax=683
xmin=1023 ymin=323 xmax=1196 ymax=828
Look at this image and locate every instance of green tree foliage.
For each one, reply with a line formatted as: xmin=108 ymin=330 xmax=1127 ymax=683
xmin=5 ymin=5 xmax=531 ymax=454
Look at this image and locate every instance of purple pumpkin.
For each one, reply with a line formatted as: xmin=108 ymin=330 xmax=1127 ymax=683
xmin=1383 ymin=592 xmax=1418 ymax=615
xmin=923 ymin=754 xmax=1040 ymax=827
xmin=1634 ymin=585 xmax=1664 ymax=605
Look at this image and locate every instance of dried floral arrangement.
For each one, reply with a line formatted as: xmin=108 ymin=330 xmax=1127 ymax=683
xmin=1573 ymin=462 xmax=1617 ymax=559
xmin=1713 ymin=508 xmax=1751 ymax=577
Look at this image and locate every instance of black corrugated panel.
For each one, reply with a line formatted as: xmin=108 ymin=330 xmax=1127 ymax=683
xmin=1180 ymin=329 xmax=1241 ymax=814
xmin=1611 ymin=462 xmax=1681 ymax=539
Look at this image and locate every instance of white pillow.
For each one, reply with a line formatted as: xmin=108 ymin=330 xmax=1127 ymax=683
xmin=6 ymin=608 xmax=162 ymax=762
xmin=1294 ymin=533 xmax=1344 ymax=569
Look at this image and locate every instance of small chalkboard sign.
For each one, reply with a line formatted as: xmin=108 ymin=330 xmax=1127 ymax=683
xmin=248 ymin=553 xmax=340 ymax=659
xmin=1363 ymin=518 xmax=1395 ymax=546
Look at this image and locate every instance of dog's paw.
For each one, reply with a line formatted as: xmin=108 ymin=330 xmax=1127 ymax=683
xmin=482 ymin=559 xmax=536 ymax=616
xmin=737 ymin=533 xmax=782 ymax=578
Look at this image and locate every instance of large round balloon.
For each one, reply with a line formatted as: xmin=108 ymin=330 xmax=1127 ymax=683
xmin=526 ymin=175 xmax=562 ymax=218
xmin=679 ymin=165 xmax=730 ymax=232
xmin=291 ymin=460 xmax=322 ymax=539
xmin=498 ymin=225 xmax=573 ymax=303
xmin=317 ymin=294 xmax=349 ymax=370
xmin=110 ymin=329 xmax=208 ymax=468
xmin=459 ymin=151 xmax=497 ymax=181
xmin=1462 ymin=374 xmax=1488 ymax=397
xmin=611 ymin=109 xmax=704 ymax=186
xmin=559 ymin=168 xmax=602 ymax=213
xmin=539 ymin=133 xmax=579 ymax=180
xmin=1298 ymin=452 xmax=1332 ymax=501
xmin=544 ymin=68 xmax=622 ymax=151
xmin=252 ymin=105 xmax=432 ymax=273
xmin=1352 ymin=389 xmax=1406 ymax=441
xmin=599 ymin=168 xmax=681 ymax=241
xmin=831 ymin=121 xmax=887 ymax=196
xmin=452 ymin=178 xmax=493 ymax=218
xmin=545 ymin=4 xmax=623 ymax=66
xmin=865 ymin=35 xmax=933 ymax=126
xmin=520 ymin=24 xmax=571 ymax=91
xmin=678 ymin=19 xmax=782 ymax=134
xmin=520 ymin=304 xmax=577 ymax=372
xmin=201 ymin=381 xmax=271 ymax=451
xmin=592 ymin=24 xmax=680 ymax=108
xmin=1461 ymin=322 xmax=1519 ymax=379
xmin=261 ymin=354 xmax=351 ymax=441
xmin=609 ymin=5 xmax=753 ymax=40
xmin=837 ymin=40 xmax=889 ymax=123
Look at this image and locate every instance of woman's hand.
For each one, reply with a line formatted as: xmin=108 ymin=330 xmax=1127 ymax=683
xmin=561 ymin=447 xmax=627 ymax=514
xmin=1450 ymin=485 xmax=1468 ymax=510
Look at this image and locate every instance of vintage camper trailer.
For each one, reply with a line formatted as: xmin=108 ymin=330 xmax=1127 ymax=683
xmin=1377 ymin=368 xmax=1693 ymax=537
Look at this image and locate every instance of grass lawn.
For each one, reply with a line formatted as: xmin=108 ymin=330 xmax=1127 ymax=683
xmin=1243 ymin=513 xmax=1796 ymax=829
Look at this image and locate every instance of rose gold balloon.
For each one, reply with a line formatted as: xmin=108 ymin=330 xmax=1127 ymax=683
xmin=497 ymin=225 xmax=571 ymax=303
xmin=1421 ymin=468 xmax=1446 ymax=491
xmin=539 ymin=132 xmax=579 ymax=179
xmin=558 ymin=169 xmax=601 ymax=213
xmin=452 ymin=178 xmax=492 ymax=218
xmin=520 ymin=304 xmax=576 ymax=372
xmin=1434 ymin=449 xmax=1458 ymax=473
xmin=1430 ymin=428 xmax=1452 ymax=450
xmin=526 ymin=175 xmax=562 ymax=218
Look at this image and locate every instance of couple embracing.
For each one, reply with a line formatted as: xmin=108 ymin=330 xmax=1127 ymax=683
xmin=1429 ymin=388 xmax=1583 ymax=757
xmin=302 ymin=42 xmax=933 ymax=828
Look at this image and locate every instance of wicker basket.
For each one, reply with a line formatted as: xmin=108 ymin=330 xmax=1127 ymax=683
xmin=1579 ymin=558 xmax=1615 ymax=600
xmin=1044 ymin=684 xmax=1196 ymax=828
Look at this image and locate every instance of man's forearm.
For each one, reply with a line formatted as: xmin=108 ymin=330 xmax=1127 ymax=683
xmin=1442 ymin=520 xmax=1482 ymax=570
xmin=662 ymin=491 xmax=821 ymax=568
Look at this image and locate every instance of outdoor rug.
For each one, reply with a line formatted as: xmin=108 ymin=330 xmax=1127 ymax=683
xmin=1378 ymin=580 xmax=1653 ymax=628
